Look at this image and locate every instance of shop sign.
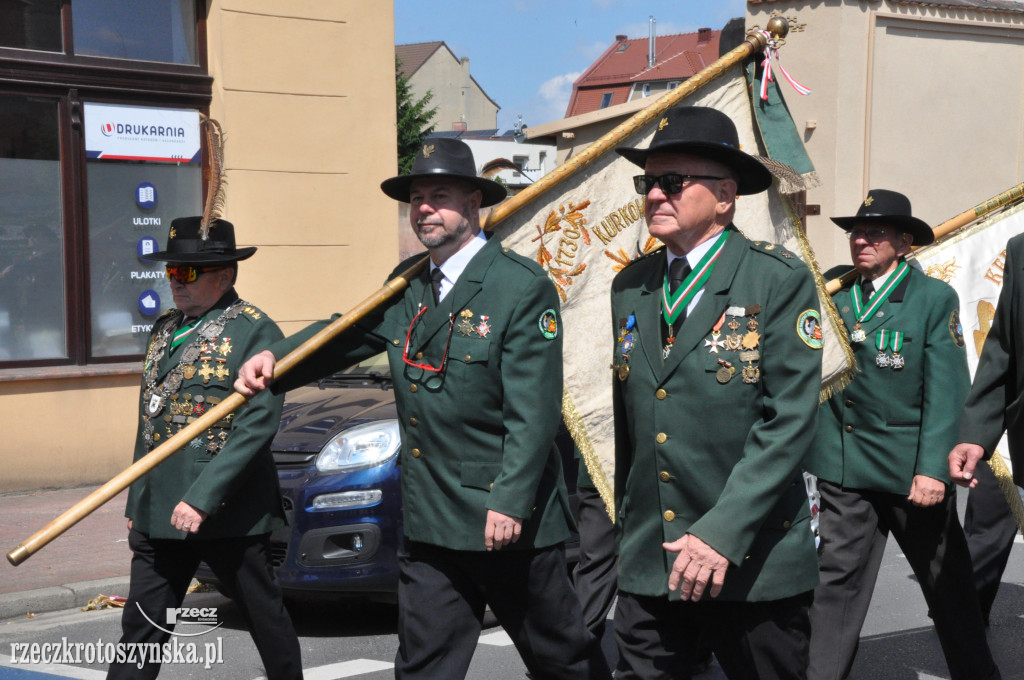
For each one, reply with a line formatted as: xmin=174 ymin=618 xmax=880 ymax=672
xmin=85 ymin=103 xmax=200 ymax=163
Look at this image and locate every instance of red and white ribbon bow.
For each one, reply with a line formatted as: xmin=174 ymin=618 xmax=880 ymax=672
xmin=759 ymin=30 xmax=811 ymax=101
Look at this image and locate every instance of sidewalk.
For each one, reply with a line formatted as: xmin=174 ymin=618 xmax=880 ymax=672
xmin=0 ymin=485 xmax=132 ymax=620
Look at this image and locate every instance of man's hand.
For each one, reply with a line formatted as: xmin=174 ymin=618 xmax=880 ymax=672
xmin=484 ymin=510 xmax=523 ymax=551
xmin=664 ymin=533 xmax=729 ymax=601
xmin=949 ymin=442 xmax=986 ymax=489
xmin=170 ymin=502 xmax=208 ymax=534
xmin=234 ymin=350 xmax=277 ymax=397
xmin=907 ymin=474 xmax=945 ymax=507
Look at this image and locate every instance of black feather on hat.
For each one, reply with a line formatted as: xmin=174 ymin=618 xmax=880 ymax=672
xmin=615 ymin=106 xmax=772 ymax=195
xmin=830 ymin=189 xmax=934 ymax=246
xmin=380 ymin=138 xmax=507 ymax=207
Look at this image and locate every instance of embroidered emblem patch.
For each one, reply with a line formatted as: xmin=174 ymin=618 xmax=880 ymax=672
xmin=797 ymin=309 xmax=824 ymax=349
xmin=949 ymin=309 xmax=965 ymax=348
xmin=539 ymin=309 xmax=558 ymax=340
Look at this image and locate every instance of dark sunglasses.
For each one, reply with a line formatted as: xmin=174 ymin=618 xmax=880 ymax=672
xmin=165 ymin=265 xmax=227 ymax=284
xmin=846 ymin=227 xmax=897 ymax=243
xmin=632 ymin=173 xmax=726 ymax=195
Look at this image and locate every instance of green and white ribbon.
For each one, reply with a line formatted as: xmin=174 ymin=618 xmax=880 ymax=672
xmin=851 ymin=261 xmax=910 ymax=325
xmin=662 ymin=230 xmax=730 ymax=326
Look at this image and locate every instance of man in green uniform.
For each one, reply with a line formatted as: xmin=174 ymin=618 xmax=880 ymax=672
xmin=806 ymin=190 xmax=999 ymax=680
xmin=610 ymin=105 xmax=823 ymax=679
xmin=235 ymin=138 xmax=609 ymax=680
xmin=109 ymin=217 xmax=301 ymax=680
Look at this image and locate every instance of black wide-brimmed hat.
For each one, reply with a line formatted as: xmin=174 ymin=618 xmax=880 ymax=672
xmin=830 ymin=189 xmax=934 ymax=246
xmin=615 ymin=106 xmax=772 ymax=195
xmin=146 ymin=216 xmax=257 ymax=264
xmin=380 ymin=138 xmax=507 ymax=207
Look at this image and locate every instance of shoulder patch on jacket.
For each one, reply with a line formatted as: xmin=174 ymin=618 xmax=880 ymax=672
xmin=949 ymin=309 xmax=965 ymax=347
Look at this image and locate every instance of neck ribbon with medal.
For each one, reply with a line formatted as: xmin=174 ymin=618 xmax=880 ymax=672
xmin=849 ymin=262 xmax=909 ymax=370
xmin=662 ymin=230 xmax=729 ymax=360
xmin=140 ymin=299 xmax=247 ymax=450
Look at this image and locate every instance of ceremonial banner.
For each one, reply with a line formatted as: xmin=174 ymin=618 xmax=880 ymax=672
xmin=492 ymin=66 xmax=850 ymax=513
xmin=910 ymin=200 xmax=1024 ymax=473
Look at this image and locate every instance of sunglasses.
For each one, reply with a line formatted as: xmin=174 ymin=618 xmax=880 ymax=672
xmin=633 ymin=173 xmax=726 ymax=195
xmin=164 ymin=265 xmax=227 ymax=284
xmin=402 ymin=304 xmax=454 ymax=376
xmin=846 ymin=227 xmax=896 ymax=243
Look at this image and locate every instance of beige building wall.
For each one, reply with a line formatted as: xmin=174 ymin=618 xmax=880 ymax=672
xmin=748 ymin=0 xmax=1024 ymax=269
xmin=411 ymin=51 xmax=498 ymax=131
xmin=0 ymin=1 xmax=398 ymax=492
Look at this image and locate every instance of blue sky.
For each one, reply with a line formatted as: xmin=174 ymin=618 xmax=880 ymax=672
xmin=394 ymin=0 xmax=746 ymax=133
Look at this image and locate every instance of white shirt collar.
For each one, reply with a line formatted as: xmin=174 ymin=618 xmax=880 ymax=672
xmin=430 ymin=231 xmax=488 ymax=302
xmin=665 ymin=233 xmax=718 ymax=271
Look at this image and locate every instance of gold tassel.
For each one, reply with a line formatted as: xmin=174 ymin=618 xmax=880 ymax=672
xmin=987 ymin=452 xmax=1024 ymax=535
xmin=199 ymin=115 xmax=227 ymax=240
xmin=562 ymin=388 xmax=615 ymax=521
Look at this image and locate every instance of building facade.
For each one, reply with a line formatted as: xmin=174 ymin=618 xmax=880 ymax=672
xmin=396 ymin=41 xmax=499 ymax=132
xmin=0 ymin=1 xmax=398 ymax=491
xmin=748 ymin=0 xmax=1024 ymax=268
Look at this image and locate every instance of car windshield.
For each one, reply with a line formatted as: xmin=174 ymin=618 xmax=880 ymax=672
xmin=331 ymin=352 xmax=391 ymax=379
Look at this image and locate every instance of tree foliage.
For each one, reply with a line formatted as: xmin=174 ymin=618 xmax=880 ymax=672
xmin=396 ymin=56 xmax=437 ymax=175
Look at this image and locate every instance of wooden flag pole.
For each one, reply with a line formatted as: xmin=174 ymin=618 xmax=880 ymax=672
xmin=7 ymin=260 xmax=424 ymax=567
xmin=7 ymin=21 xmax=789 ymax=567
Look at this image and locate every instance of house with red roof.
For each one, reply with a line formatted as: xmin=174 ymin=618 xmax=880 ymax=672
xmin=565 ymin=26 xmax=722 ymax=118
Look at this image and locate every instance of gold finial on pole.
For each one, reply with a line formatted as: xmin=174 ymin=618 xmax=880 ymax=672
xmin=766 ymin=16 xmax=790 ymax=41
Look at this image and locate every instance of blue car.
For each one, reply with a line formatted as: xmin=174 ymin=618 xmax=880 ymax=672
xmin=201 ymin=353 xmax=579 ymax=602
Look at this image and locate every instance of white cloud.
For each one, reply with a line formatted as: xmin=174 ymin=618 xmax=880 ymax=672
xmin=499 ymin=71 xmax=582 ymax=131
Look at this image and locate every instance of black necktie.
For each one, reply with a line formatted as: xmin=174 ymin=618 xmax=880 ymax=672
xmin=669 ymin=257 xmax=691 ymax=294
xmin=430 ymin=267 xmax=445 ymax=305
xmin=861 ymin=278 xmax=874 ymax=301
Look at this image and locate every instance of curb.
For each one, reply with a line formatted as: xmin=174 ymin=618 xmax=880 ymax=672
xmin=0 ymin=577 xmax=131 ymax=621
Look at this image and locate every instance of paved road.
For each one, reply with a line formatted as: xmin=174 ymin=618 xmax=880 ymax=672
xmin=2 ymin=489 xmax=1023 ymax=679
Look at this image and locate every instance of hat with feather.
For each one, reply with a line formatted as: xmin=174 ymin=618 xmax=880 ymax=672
xmin=146 ymin=117 xmax=256 ymax=263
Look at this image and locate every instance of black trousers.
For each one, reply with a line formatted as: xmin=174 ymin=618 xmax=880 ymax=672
xmin=808 ymin=481 xmax=999 ymax=680
xmin=613 ymin=589 xmax=812 ymax=680
xmin=107 ymin=529 xmax=302 ymax=680
xmin=964 ymin=460 xmax=1019 ymax=623
xmin=572 ymin=484 xmax=618 ymax=639
xmin=394 ymin=540 xmax=611 ymax=680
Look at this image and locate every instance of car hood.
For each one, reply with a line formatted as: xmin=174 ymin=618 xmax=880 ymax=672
xmin=271 ymin=382 xmax=399 ymax=453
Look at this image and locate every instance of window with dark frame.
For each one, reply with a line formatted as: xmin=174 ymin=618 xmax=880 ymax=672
xmin=0 ymin=0 xmax=212 ymax=370
xmin=600 ymin=92 xmax=613 ymax=109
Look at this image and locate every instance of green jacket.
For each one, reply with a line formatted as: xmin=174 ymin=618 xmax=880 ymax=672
xmin=272 ymin=237 xmax=574 ymax=551
xmin=807 ymin=265 xmax=969 ymax=493
xmin=960 ymin=233 xmax=1024 ymax=486
xmin=611 ymin=227 xmax=822 ymax=601
xmin=126 ymin=290 xmax=287 ymax=539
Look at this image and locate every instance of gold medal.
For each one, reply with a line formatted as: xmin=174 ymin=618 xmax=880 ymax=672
xmin=617 ymin=364 xmax=630 ymax=381
xmin=742 ymin=364 xmax=760 ymax=384
xmin=183 ymin=365 xmax=196 ymax=379
xmin=741 ymin=330 xmax=760 ymax=350
xmin=725 ymin=334 xmax=743 ymax=351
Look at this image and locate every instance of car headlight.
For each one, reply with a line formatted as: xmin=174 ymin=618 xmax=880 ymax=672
xmin=315 ymin=419 xmax=401 ymax=472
